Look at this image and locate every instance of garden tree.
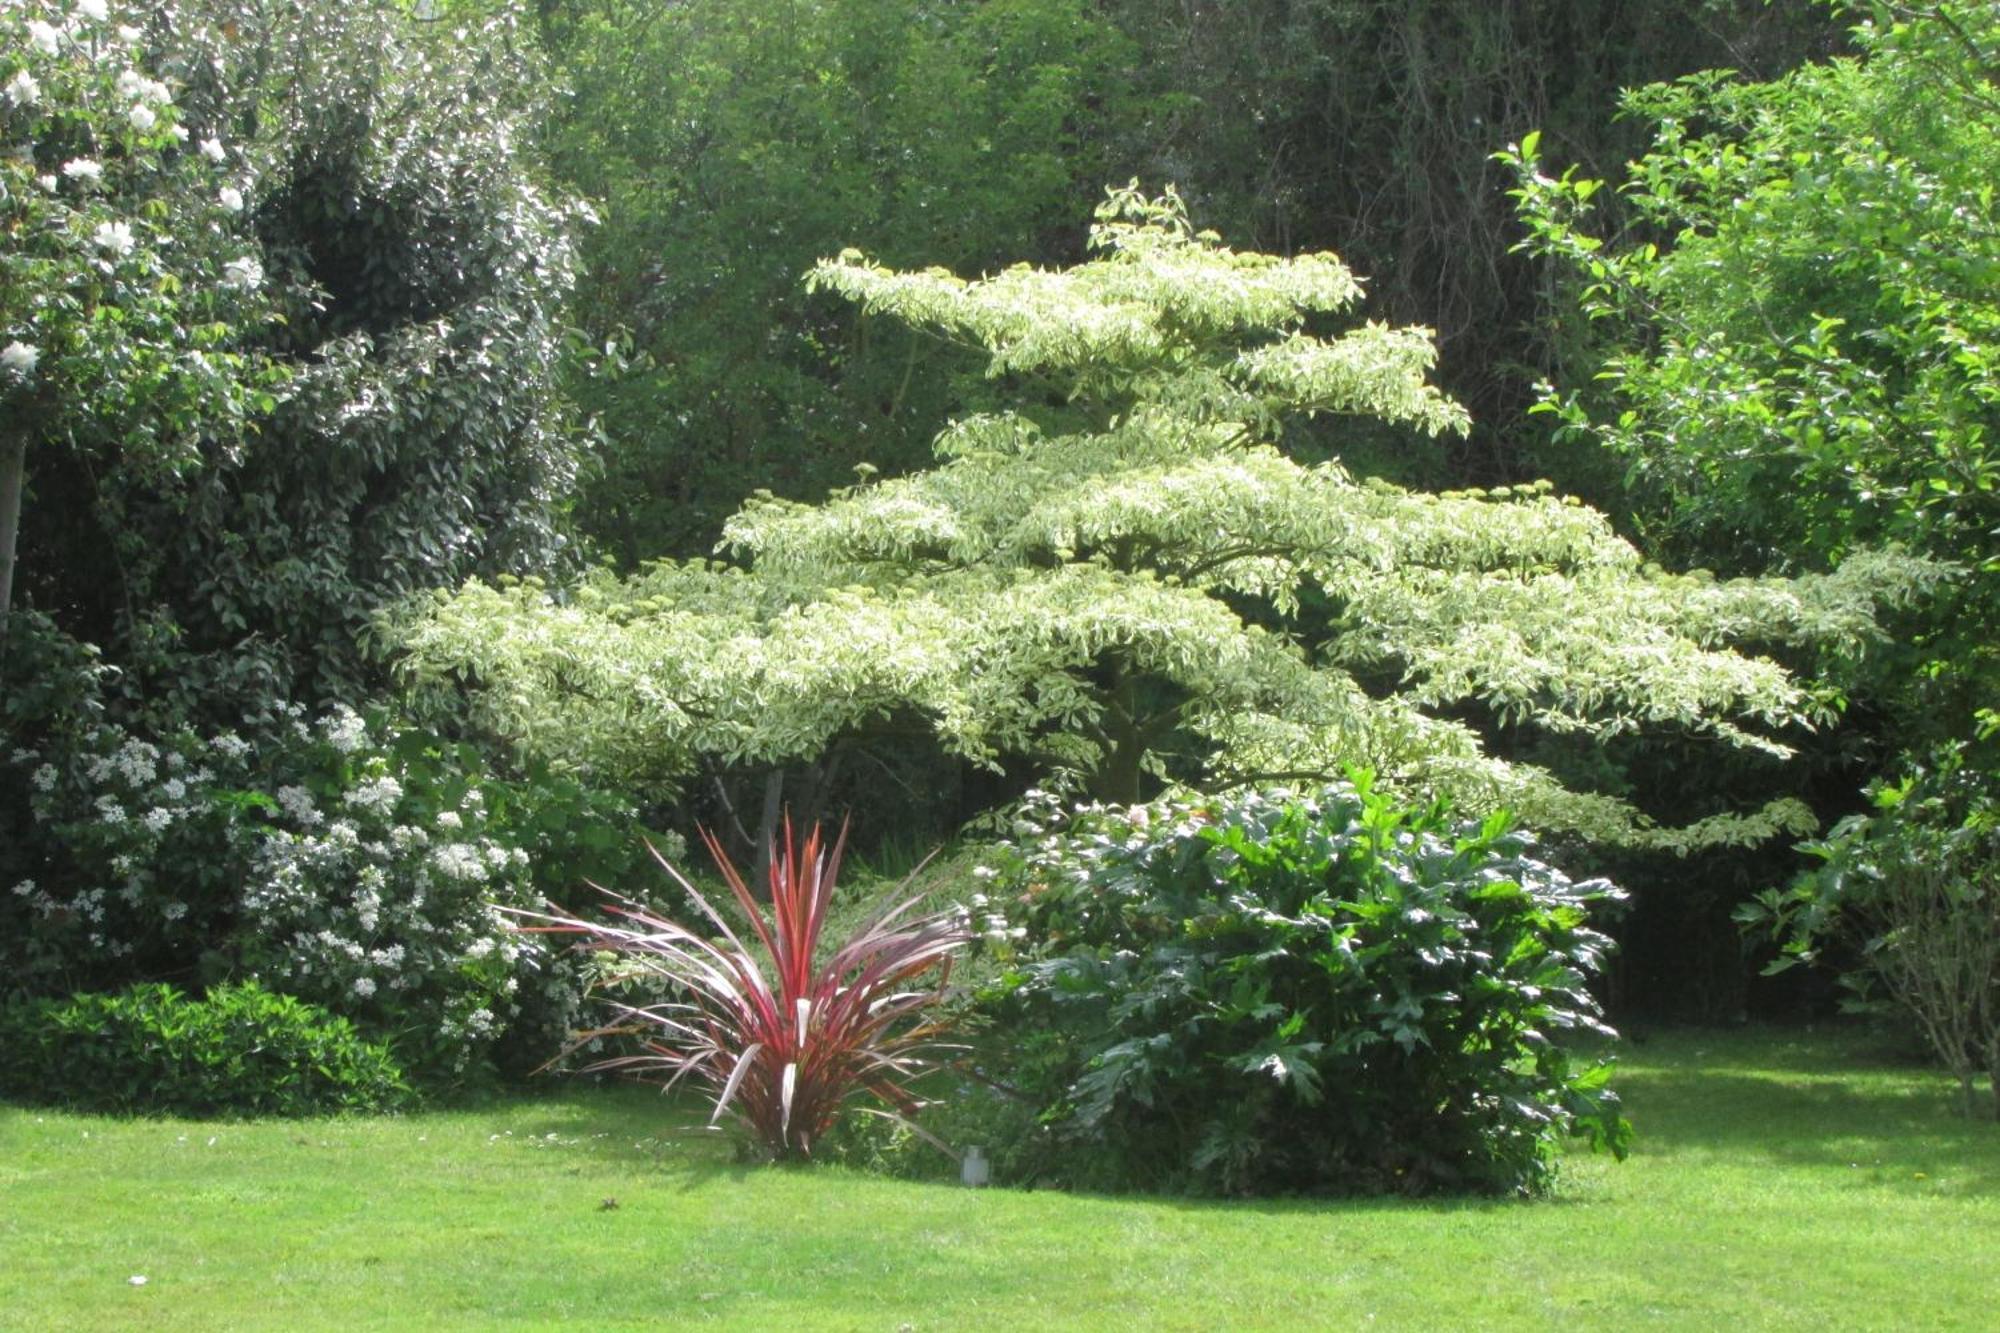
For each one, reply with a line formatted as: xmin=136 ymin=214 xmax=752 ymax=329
xmin=8 ymin=0 xmax=593 ymax=717
xmin=1743 ymin=738 xmax=2000 ymax=1118
xmin=524 ymin=0 xmax=1145 ymax=562
xmin=0 ymin=0 xmax=280 ymax=650
xmin=1507 ymin=0 xmax=2000 ymax=739
xmin=401 ymin=187 xmax=1938 ymax=847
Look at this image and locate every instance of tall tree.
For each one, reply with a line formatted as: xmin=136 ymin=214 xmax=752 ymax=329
xmin=6 ymin=0 xmax=593 ymax=717
xmin=1509 ymin=0 xmax=2000 ymax=743
xmin=0 ymin=0 xmax=278 ymax=652
xmin=401 ymin=187 xmax=1937 ymax=847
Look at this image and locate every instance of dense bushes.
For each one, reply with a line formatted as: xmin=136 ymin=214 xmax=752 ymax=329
xmin=0 ymin=0 xmax=610 ymax=1091
xmin=959 ymin=782 xmax=1630 ymax=1195
xmin=0 ymin=982 xmax=409 ymax=1117
xmin=0 ymin=700 xmax=648 ymax=1084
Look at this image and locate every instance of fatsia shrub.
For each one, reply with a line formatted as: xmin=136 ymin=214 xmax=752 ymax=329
xmin=973 ymin=780 xmax=1631 ymax=1195
xmin=517 ymin=820 xmax=970 ymax=1161
xmin=0 ymin=982 xmax=409 ymax=1118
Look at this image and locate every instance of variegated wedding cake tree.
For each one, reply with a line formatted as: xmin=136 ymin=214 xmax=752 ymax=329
xmin=399 ymin=186 xmax=1934 ymax=847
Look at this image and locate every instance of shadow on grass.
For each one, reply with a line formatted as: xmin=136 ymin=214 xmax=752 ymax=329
xmin=1614 ymin=1060 xmax=2000 ymax=1196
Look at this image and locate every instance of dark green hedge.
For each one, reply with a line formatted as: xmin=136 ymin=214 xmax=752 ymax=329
xmin=0 ymin=982 xmax=410 ymax=1117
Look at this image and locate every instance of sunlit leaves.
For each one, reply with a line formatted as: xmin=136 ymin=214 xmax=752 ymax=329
xmin=403 ymin=187 xmax=1933 ymax=848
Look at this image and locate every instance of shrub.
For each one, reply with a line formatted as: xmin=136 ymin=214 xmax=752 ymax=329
xmin=971 ymin=780 xmax=1631 ymax=1195
xmin=1742 ymin=742 xmax=2000 ymax=1118
xmin=516 ymin=818 xmax=969 ymax=1161
xmin=0 ymin=981 xmax=409 ymax=1117
xmin=2 ymin=704 xmax=608 ymax=1084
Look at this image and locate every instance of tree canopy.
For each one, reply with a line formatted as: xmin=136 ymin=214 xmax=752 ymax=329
xmin=401 ymin=186 xmax=1937 ymax=848
xmin=1508 ymin=0 xmax=2000 ymax=734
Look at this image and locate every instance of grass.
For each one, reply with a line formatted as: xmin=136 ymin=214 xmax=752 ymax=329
xmin=1 ymin=1026 xmax=1994 ymax=1330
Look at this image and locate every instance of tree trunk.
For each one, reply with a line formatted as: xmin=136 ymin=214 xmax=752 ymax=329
xmin=1090 ymin=664 xmax=1146 ymax=806
xmin=0 ymin=428 xmax=25 ymax=661
xmin=753 ymin=768 xmax=785 ymax=891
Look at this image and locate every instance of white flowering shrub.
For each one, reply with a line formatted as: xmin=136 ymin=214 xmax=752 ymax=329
xmin=1 ymin=703 xmax=625 ymax=1083
xmin=1 ymin=0 xmax=282 ymax=614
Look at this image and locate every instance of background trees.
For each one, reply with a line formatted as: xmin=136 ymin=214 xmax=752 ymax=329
xmin=535 ymin=0 xmax=1146 ymax=562
xmin=7 ymin=0 xmax=1990 ymax=1044
xmin=1511 ymin=1 xmax=2000 ymax=737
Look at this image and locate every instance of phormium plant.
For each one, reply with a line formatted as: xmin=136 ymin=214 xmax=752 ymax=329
xmin=516 ymin=817 xmax=970 ymax=1160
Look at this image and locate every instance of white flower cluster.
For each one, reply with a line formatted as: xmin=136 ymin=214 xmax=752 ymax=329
xmin=6 ymin=703 xmax=573 ymax=1079
xmin=8 ymin=723 xmax=228 ymax=957
xmin=2 ymin=0 xmax=264 ymax=386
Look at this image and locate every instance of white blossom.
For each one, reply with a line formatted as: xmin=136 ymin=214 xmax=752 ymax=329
xmin=276 ymin=784 xmax=321 ymax=826
xmin=209 ymin=732 xmax=253 ymax=760
xmin=431 ymin=843 xmax=488 ymax=882
xmin=1 ymin=341 xmax=37 ymax=378
xmin=3 ymin=70 xmax=39 ymax=107
xmin=127 ymin=102 xmax=157 ymax=132
xmin=27 ymin=20 xmax=62 ymax=53
xmin=117 ymin=23 xmax=140 ymax=42
xmin=112 ymin=70 xmax=170 ymax=104
xmin=77 ymin=0 xmax=110 ymax=22
xmin=30 ymin=763 xmax=58 ymax=791
xmin=221 ymin=256 xmax=263 ymax=292
xmin=114 ymin=739 xmax=158 ymax=784
xmin=142 ymin=807 xmax=174 ymax=833
xmin=218 ymin=186 xmax=243 ymax=214
xmin=10 ymin=880 xmax=34 ymax=898
xmin=319 ymin=706 xmax=368 ymax=754
xmin=198 ymin=137 xmax=226 ymax=164
xmin=62 ymin=158 xmax=102 ymax=182
xmin=93 ymin=221 xmax=136 ymax=256
xmin=351 ymin=976 xmax=377 ymax=998
xmin=344 ymin=776 xmax=402 ymax=816
xmin=36 ymin=174 xmax=58 ymax=193
xmin=437 ymin=810 xmax=463 ymax=830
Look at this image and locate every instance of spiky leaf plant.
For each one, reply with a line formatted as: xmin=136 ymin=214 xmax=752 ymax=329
xmin=514 ymin=819 xmax=968 ymax=1161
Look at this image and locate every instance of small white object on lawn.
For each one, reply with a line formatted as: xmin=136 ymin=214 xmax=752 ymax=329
xmin=128 ymin=1276 xmax=147 ymax=1287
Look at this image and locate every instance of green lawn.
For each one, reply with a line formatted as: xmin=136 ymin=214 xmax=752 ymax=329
xmin=2 ymin=1027 xmax=1994 ymax=1331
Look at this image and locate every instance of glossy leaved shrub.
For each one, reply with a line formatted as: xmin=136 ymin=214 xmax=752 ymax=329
xmin=970 ymin=780 xmax=1632 ymax=1195
xmin=0 ymin=982 xmax=409 ymax=1117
